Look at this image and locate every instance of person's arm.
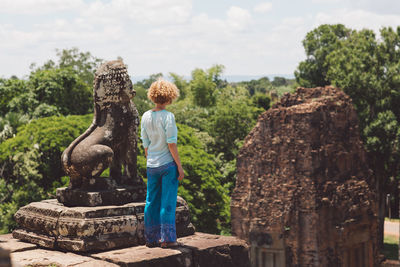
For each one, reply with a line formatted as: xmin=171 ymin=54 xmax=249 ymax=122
xmin=144 ymin=148 xmax=148 ymax=158
xmin=168 ymin=143 xmax=184 ymax=181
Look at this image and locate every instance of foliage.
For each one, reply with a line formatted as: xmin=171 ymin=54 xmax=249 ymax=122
xmin=0 ymin=112 xmax=29 ymax=142
xmin=271 ymin=76 xmax=289 ymax=87
xmin=236 ymin=77 xmax=271 ymax=96
xmin=209 ymin=86 xmax=263 ymax=161
xmin=169 ymin=98 xmax=211 ymax=133
xmin=0 ymin=148 xmax=44 ymax=233
xmin=28 ymin=68 xmax=92 ymax=115
xmin=252 ymin=92 xmax=271 ymax=110
xmin=169 ymin=72 xmax=189 ymax=100
xmin=135 ymin=73 xmax=163 ymax=89
xmin=133 ymin=84 xmax=152 ymax=115
xmin=384 ymin=234 xmax=399 ymax=260
xmin=189 ymin=64 xmax=225 ymax=107
xmin=0 ymin=78 xmax=28 ymax=116
xmin=31 ymin=47 xmax=103 ymax=86
xmin=295 ymin=24 xmax=351 ymax=87
xmin=0 ymin=115 xmax=92 ymax=192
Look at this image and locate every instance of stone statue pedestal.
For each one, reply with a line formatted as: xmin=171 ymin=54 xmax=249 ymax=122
xmin=56 ymin=177 xmax=146 ymax=207
xmin=12 ymin=197 xmax=195 ymax=252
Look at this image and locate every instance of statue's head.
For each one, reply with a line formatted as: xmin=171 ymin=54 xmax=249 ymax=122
xmin=93 ymin=59 xmax=135 ymax=109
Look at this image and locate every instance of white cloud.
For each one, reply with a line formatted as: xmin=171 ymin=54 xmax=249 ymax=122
xmin=315 ymin=9 xmax=400 ymax=33
xmin=226 ymin=6 xmax=252 ymax=31
xmin=81 ymin=0 xmax=193 ymax=26
xmin=311 ymin=0 xmax=343 ymax=3
xmin=0 ymin=0 xmax=84 ymax=14
xmin=4 ymin=0 xmax=400 ymax=79
xmin=350 ymin=0 xmax=400 ymax=15
xmin=253 ymin=2 xmax=273 ymax=14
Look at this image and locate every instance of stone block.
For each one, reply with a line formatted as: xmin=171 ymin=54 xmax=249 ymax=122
xmin=92 ymin=246 xmax=193 ymax=267
xmin=13 ymin=197 xmax=195 ymax=252
xmin=11 ymin=248 xmax=118 ymax=267
xmin=179 ymin=233 xmax=250 ymax=267
xmin=90 ymin=232 xmax=249 ymax=267
xmin=56 ymin=183 xmax=146 ymax=207
xmin=0 ymin=234 xmax=37 ymax=253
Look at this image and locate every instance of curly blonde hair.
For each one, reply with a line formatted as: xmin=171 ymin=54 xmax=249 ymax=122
xmin=147 ymin=79 xmax=179 ymax=104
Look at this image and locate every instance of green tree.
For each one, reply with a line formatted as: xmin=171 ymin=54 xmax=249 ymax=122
xmin=271 ymin=76 xmax=288 ymax=87
xmin=28 ymin=68 xmax=92 ymax=115
xmin=32 ymin=48 xmax=103 ymax=86
xmin=252 ymin=92 xmax=271 ymax=110
xmin=0 ymin=112 xmax=29 ymax=142
xmin=209 ymin=86 xmax=263 ymax=161
xmin=132 ymin=84 xmax=152 ymax=115
xmin=0 ymin=115 xmax=92 ymax=192
xmin=135 ymin=73 xmax=163 ymax=89
xmin=0 ymin=78 xmax=28 ymax=116
xmin=295 ymin=24 xmax=351 ymax=87
xmin=237 ymin=77 xmax=271 ymax=96
xmin=169 ymin=72 xmax=189 ymax=99
xmin=190 ymin=65 xmax=225 ymax=107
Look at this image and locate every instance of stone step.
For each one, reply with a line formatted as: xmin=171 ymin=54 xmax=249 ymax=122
xmin=1 ymin=232 xmax=250 ymax=267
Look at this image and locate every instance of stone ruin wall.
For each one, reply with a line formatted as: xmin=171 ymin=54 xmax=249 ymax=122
xmin=231 ymin=86 xmax=378 ymax=266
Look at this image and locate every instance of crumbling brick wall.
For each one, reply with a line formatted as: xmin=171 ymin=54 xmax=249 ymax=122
xmin=231 ymin=86 xmax=378 ymax=266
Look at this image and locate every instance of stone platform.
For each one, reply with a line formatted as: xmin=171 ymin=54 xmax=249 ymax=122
xmin=1 ymin=232 xmax=250 ymax=267
xmin=12 ymin=197 xmax=195 ymax=252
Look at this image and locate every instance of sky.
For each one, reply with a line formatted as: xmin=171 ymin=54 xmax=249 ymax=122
xmin=1 ymin=0 xmax=400 ymax=79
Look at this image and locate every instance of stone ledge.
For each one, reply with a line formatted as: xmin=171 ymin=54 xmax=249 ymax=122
xmin=0 ymin=234 xmax=36 ymax=253
xmin=11 ymin=248 xmax=118 ymax=267
xmin=91 ymin=232 xmax=250 ymax=267
xmin=3 ymin=232 xmax=250 ymax=267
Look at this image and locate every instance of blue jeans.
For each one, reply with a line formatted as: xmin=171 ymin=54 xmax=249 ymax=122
xmin=144 ymin=161 xmax=179 ymax=243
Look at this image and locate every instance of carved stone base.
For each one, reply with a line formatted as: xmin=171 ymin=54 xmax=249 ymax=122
xmin=56 ymin=178 xmax=146 ymax=207
xmin=12 ymin=197 xmax=195 ymax=252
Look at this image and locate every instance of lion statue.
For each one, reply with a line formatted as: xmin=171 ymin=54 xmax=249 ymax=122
xmin=61 ymin=60 xmax=141 ymax=189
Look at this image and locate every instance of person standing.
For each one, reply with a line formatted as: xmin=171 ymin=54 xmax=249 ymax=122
xmin=141 ymin=79 xmax=184 ymax=248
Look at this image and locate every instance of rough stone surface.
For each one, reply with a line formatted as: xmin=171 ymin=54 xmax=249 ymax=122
xmin=13 ymin=197 xmax=195 ymax=252
xmin=56 ymin=183 xmax=146 ymax=207
xmin=91 ymin=232 xmax=250 ymax=267
xmin=11 ymin=248 xmax=118 ymax=267
xmin=0 ymin=234 xmax=36 ymax=253
xmin=178 ymin=232 xmax=250 ymax=267
xmin=61 ymin=59 xmax=144 ymax=196
xmin=4 ymin=233 xmax=249 ymax=267
xmin=231 ymin=86 xmax=378 ymax=266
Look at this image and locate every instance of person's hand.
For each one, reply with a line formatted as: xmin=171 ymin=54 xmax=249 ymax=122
xmin=177 ymin=166 xmax=184 ymax=181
